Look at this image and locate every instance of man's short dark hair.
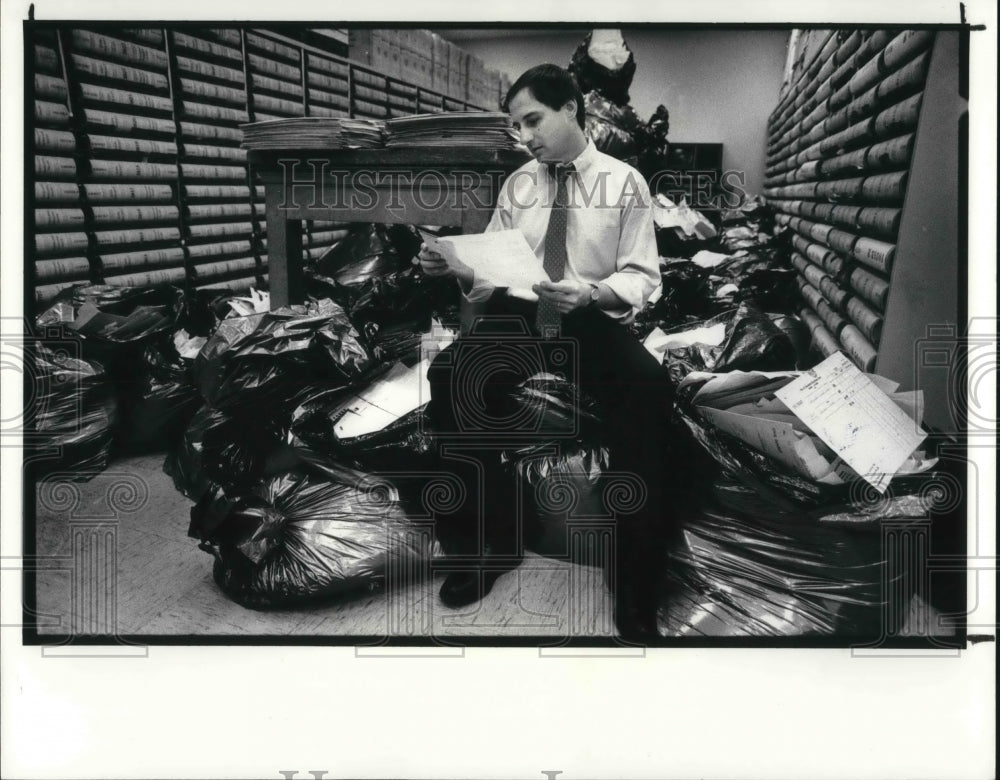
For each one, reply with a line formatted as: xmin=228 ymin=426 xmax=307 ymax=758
xmin=503 ymin=64 xmax=586 ymax=130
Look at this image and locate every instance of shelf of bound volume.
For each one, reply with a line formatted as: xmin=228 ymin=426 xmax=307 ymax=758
xmin=762 ymin=28 xmax=962 ymax=434
xmin=30 ymin=25 xmax=494 ymax=309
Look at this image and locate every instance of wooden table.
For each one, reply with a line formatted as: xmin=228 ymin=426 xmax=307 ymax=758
xmin=249 ymin=147 xmax=530 ymax=310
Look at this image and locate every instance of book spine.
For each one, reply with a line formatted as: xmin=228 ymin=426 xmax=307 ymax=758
xmin=840 ymin=325 xmax=878 ymax=371
xmin=88 ymin=160 xmax=179 ymax=181
xmin=35 ymin=208 xmax=87 ymax=230
xmin=181 ymin=100 xmax=247 ymax=123
xmin=36 ymin=182 xmax=82 ymax=202
xmin=104 ymin=267 xmax=189 ymax=287
xmin=873 ymin=93 xmax=922 ymax=137
xmin=179 ymin=121 xmax=243 ymax=143
xmin=84 ymin=110 xmax=176 ymax=135
xmin=851 ymin=237 xmax=896 ymax=274
xmin=35 ymin=156 xmax=77 ymax=179
xmin=186 ymin=239 xmax=253 ymax=259
xmin=71 ymin=30 xmax=167 ymax=70
xmin=192 ymin=257 xmax=258 ymax=278
xmin=175 ymin=55 xmax=244 ymax=85
xmin=100 ymin=247 xmax=186 ymax=271
xmin=186 ymin=203 xmax=252 ymax=222
xmin=70 ymin=53 xmax=169 ymax=91
xmin=171 ymin=31 xmax=242 ymax=62
xmin=848 ymin=266 xmax=890 ymax=310
xmin=94 ymin=226 xmax=182 ymax=246
xmin=35 ymin=257 xmax=91 ymax=281
xmin=35 ymin=232 xmax=89 ymax=256
xmin=83 ymin=183 xmax=174 ymax=202
xmin=862 ymin=171 xmax=908 ymax=203
xmin=180 ymin=163 xmax=246 ymax=181
xmin=846 ymin=296 xmax=884 ymax=344
xmin=35 ymin=129 xmax=76 ymax=153
xmin=186 ymin=222 xmax=254 ymax=240
xmin=90 ymin=205 xmax=180 ymax=225
xmin=86 ymin=134 xmax=178 ymax=156
xmin=35 ymin=101 xmax=71 ymax=125
xmin=179 ymin=78 xmax=247 ymax=106
xmin=182 ymin=144 xmax=246 ymax=163
xmin=35 ymin=74 xmax=69 ymax=101
xmin=183 ymin=184 xmax=251 ymax=200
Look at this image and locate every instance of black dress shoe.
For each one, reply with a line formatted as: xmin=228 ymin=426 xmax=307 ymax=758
xmin=439 ymin=569 xmax=508 ymax=609
xmin=614 ymin=614 xmax=661 ymax=644
xmin=613 ymin=594 xmax=661 ymax=644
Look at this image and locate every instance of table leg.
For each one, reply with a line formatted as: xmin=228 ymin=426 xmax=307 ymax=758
xmin=265 ymin=183 xmax=303 ymax=309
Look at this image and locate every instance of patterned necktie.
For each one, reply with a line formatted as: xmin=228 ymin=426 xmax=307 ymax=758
xmin=536 ymin=163 xmax=574 ymax=337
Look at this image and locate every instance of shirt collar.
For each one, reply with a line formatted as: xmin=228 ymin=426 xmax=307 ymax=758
xmin=547 ymin=139 xmax=597 ymax=179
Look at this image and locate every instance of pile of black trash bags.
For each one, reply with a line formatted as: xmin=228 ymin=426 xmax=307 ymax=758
xmin=568 ymin=30 xmax=670 ymax=173
xmin=30 ymin=214 xmax=956 ymax=639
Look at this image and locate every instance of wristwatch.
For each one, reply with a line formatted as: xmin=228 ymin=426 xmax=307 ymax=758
xmin=588 ymin=283 xmax=601 ymax=306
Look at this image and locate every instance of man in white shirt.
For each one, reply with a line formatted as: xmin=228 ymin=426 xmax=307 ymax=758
xmin=420 ymin=64 xmax=672 ymax=642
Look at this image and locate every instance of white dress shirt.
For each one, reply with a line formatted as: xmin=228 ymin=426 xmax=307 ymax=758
xmin=466 ymin=139 xmax=660 ymax=322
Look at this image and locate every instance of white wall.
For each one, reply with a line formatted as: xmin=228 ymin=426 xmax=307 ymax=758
xmin=448 ymin=28 xmax=789 ymax=198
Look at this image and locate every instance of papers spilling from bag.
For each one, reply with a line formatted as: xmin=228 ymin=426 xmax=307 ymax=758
xmin=652 ymin=194 xmax=718 ymax=240
xmin=680 ymin=352 xmax=936 ymax=493
xmin=328 ymin=320 xmax=457 ymax=440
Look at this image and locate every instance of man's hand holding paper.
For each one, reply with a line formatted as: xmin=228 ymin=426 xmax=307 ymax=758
xmin=532 ymin=279 xmax=591 ymax=312
xmin=416 ymin=228 xmax=549 ymax=299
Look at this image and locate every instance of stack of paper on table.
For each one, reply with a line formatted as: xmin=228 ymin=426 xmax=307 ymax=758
xmin=240 ymin=117 xmax=385 ymax=150
xmin=384 ymin=111 xmax=519 ymax=149
xmin=680 ymin=352 xmax=936 ymax=492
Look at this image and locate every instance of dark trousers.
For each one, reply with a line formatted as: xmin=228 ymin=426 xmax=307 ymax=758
xmin=426 ymin=291 xmax=675 ymax=619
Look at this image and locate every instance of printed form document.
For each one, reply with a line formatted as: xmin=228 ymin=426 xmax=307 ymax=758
xmin=774 ymin=352 xmax=928 ymax=493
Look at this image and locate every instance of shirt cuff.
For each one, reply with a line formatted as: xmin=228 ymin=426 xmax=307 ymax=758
xmin=599 ymin=273 xmax=646 ymax=321
xmin=460 ymin=274 xmax=496 ymax=304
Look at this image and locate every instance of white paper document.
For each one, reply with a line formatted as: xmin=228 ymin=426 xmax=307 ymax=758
xmin=773 ymin=352 xmax=928 ymax=493
xmin=418 ymin=228 xmax=549 ymax=291
xmin=642 ymin=323 xmax=727 ymax=359
xmin=332 ymin=359 xmax=430 ymax=440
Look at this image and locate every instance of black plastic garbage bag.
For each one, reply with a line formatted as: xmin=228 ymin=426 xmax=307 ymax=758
xmin=29 ymin=341 xmax=117 ymax=478
xmin=658 ymin=471 xmax=937 ymax=637
xmin=704 ymin=300 xmax=797 ymax=374
xmin=307 ymin=223 xmax=416 ymax=301
xmin=502 ymin=375 xmax=609 ymax=560
xmin=766 ymin=313 xmax=811 ymax=369
xmin=348 ymin=267 xmax=460 ymax=362
xmin=189 ymin=461 xmax=433 ymax=609
xmin=568 ymin=30 xmax=637 ymax=106
xmin=193 ymin=298 xmax=373 ymax=411
xmin=652 ymin=403 xmax=946 ymax=637
xmin=735 ymin=268 xmax=799 ymax=314
xmin=116 ymin=339 xmax=203 ymax=451
xmin=657 ymin=301 xmax=796 ymax=382
xmin=164 ymin=399 xmax=295 ymax=500
xmin=584 ymin=91 xmax=643 ymax=162
xmin=636 ymin=104 xmax=670 ymax=177
xmin=288 ymin=363 xmax=442 ymax=508
xmin=656 ymin=260 xmax=717 ymax=321
xmin=35 ymin=284 xmax=184 ymax=370
xmin=508 ymin=444 xmax=612 ymax=561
